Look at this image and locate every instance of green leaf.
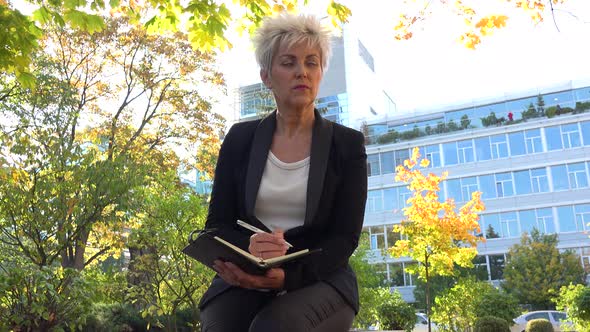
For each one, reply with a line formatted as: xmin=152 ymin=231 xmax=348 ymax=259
xmin=32 ymin=6 xmax=52 ymax=25
xmin=16 ymin=71 xmax=36 ymax=89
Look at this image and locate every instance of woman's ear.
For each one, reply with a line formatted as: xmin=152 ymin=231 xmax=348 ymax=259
xmin=260 ymin=70 xmax=271 ymax=89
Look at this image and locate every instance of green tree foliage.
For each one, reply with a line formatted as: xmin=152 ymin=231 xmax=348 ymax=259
xmin=0 ymin=16 xmax=224 ymax=271
xmin=349 ymin=232 xmax=383 ymax=329
xmin=0 ymin=257 xmax=94 ymax=331
xmin=125 ymin=171 xmax=214 ymax=330
xmin=0 ymin=0 xmax=352 ymax=86
xmin=376 ymin=290 xmax=415 ymax=332
xmin=554 ymin=283 xmax=590 ymax=332
xmin=431 ymin=277 xmax=518 ymax=332
xmin=502 ymin=230 xmax=586 ymax=309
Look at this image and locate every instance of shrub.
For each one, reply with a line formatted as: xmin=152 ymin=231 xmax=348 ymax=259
xmin=526 ymin=319 xmax=554 ymax=332
xmin=377 ymin=290 xmax=415 ymax=331
xmin=474 ymin=289 xmax=520 ymax=326
xmin=474 ymin=316 xmax=510 ymax=332
xmin=376 ymin=130 xmax=399 ymax=144
xmin=83 ymin=303 xmax=147 ymax=332
xmin=555 ymin=283 xmax=590 ymax=332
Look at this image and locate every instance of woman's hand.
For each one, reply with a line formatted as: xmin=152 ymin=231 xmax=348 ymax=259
xmin=213 ymin=260 xmax=285 ymax=289
xmin=248 ymin=230 xmax=289 ymax=259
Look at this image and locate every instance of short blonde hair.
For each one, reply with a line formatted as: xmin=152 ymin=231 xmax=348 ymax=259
xmin=252 ymin=13 xmax=332 ymax=75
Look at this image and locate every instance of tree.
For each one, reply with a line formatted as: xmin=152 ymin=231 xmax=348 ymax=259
xmin=349 ymin=232 xmax=384 ymax=329
xmin=0 ymin=16 xmax=225 ymax=271
xmin=393 ymin=0 xmax=571 ymax=49
xmin=554 ymin=283 xmax=590 ymax=332
xmin=125 ymin=171 xmax=214 ymax=330
xmin=376 ymin=290 xmax=415 ymax=332
xmin=502 ymin=230 xmax=586 ymax=309
xmin=389 ymin=147 xmax=485 ymax=332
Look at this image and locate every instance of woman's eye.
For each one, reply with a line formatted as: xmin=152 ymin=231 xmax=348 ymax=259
xmin=281 ymin=62 xmax=293 ymax=66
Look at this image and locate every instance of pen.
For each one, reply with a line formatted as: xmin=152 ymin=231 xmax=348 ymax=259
xmin=237 ymin=220 xmax=293 ymax=248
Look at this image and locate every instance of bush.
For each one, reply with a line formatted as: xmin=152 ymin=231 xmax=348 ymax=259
xmin=526 ymin=319 xmax=554 ymax=332
xmin=474 ymin=289 xmax=520 ymax=326
xmin=83 ymin=303 xmax=147 ymax=332
xmin=377 ymin=290 xmax=415 ymax=331
xmin=555 ymin=283 xmax=590 ymax=332
xmin=474 ymin=316 xmax=510 ymax=332
xmin=376 ymin=130 xmax=399 ymax=144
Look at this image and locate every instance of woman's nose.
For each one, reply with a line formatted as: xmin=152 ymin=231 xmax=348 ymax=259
xmin=295 ymin=63 xmax=307 ymax=78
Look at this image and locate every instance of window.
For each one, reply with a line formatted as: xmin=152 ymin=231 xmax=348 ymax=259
xmin=490 ymin=134 xmax=509 ymax=159
xmin=557 ymin=205 xmax=576 ymax=232
xmin=369 ymin=225 xmax=385 ymax=249
xmin=568 ymin=163 xmax=589 ymax=189
xmin=367 ymin=154 xmax=380 ymax=176
xmin=546 ymin=125 xmax=563 ymax=150
xmin=475 ymin=136 xmax=492 ymax=161
xmin=500 ymin=212 xmax=519 ymax=238
xmin=366 ymin=190 xmax=383 ymax=213
xmin=388 ymin=263 xmax=404 ymax=286
xmin=575 ymin=204 xmax=590 ymax=232
xmin=383 ymin=188 xmax=398 ymax=212
xmin=358 ymin=40 xmax=375 ymax=72
xmin=398 ymin=186 xmax=411 ymax=208
xmin=582 ymin=121 xmax=590 ymax=146
xmin=561 ymin=123 xmax=582 ymax=148
xmin=461 ymin=177 xmax=478 ymax=202
xmin=423 ymin=144 xmax=441 ymax=168
xmin=526 ymin=312 xmax=551 ymax=321
xmin=551 ymin=165 xmax=569 ymax=191
xmin=395 ymin=149 xmax=410 ymax=168
xmin=403 ymin=263 xmax=417 ymax=286
xmin=443 ymin=142 xmax=458 ymax=165
xmin=514 ymin=169 xmax=532 ymax=195
xmin=530 ymin=168 xmax=549 ymax=193
xmin=525 ymin=129 xmax=543 ymax=153
xmin=457 ymin=139 xmax=475 ymax=163
xmin=537 ymin=208 xmax=555 ymax=234
xmin=380 ymin=151 xmax=394 ymax=174
xmin=495 ymin=172 xmax=514 ymax=197
xmin=479 ymin=174 xmax=497 ymax=200
xmin=509 ymin=131 xmax=526 ymax=156
xmin=483 ymin=214 xmax=501 ymax=238
xmin=446 ymin=178 xmax=462 ymax=202
xmin=519 ymin=210 xmax=537 ymax=234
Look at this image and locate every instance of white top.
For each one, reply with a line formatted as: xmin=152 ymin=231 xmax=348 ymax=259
xmin=254 ymin=151 xmax=310 ymax=232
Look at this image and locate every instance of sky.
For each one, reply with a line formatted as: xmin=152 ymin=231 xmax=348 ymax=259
xmin=217 ymin=0 xmax=590 ymax=115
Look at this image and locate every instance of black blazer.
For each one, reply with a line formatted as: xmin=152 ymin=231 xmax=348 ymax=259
xmin=199 ymin=110 xmax=368 ymax=313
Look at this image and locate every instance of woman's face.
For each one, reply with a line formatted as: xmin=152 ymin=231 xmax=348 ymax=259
xmin=262 ymin=41 xmax=323 ymax=111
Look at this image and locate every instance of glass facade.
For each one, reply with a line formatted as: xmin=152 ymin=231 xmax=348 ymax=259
xmin=364 ymin=86 xmax=590 ymax=297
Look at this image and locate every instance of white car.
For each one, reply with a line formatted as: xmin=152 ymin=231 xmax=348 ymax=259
xmin=511 ymin=310 xmax=575 ymax=332
xmin=414 ymin=313 xmax=438 ymax=332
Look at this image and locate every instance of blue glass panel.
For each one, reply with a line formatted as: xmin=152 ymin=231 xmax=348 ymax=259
xmin=519 ymin=210 xmax=537 ymax=234
xmin=443 ymin=142 xmax=458 ymax=166
xmin=544 ymin=90 xmax=575 ymax=108
xmin=475 ymin=137 xmax=492 ymax=161
xmin=557 ymin=206 xmax=576 ymax=232
xmin=537 ymin=208 xmax=555 ymax=233
xmin=568 ymin=163 xmax=589 ymax=188
xmin=457 ymin=139 xmax=475 ymax=164
xmin=582 ymin=121 xmax=590 ymax=146
xmin=501 ymin=212 xmax=519 ymax=237
xmin=380 ymin=151 xmax=394 ymax=174
xmin=483 ymin=214 xmax=501 ymax=238
xmin=506 ymin=97 xmax=536 ymax=121
xmin=398 ymin=186 xmax=411 ymax=208
xmin=514 ymin=170 xmax=532 ymax=195
xmin=509 ymin=131 xmax=526 ymax=156
xmin=367 ymin=154 xmax=380 ymax=176
xmin=461 ymin=177 xmax=478 ymax=201
xmin=495 ymin=172 xmax=514 ymax=197
xmin=552 ymin=165 xmax=569 ymax=190
xmin=490 ymin=134 xmax=509 ymax=158
xmin=545 ymin=126 xmax=563 ymax=151
xmin=574 ymin=204 xmax=590 ymax=231
xmin=367 ymin=190 xmax=383 ymax=213
xmin=561 ymin=123 xmax=581 ymax=148
xmin=525 ymin=128 xmax=543 ymax=153
xmin=446 ymin=179 xmax=462 ymax=202
xmin=479 ymin=175 xmax=497 ymax=199
xmin=574 ymin=87 xmax=590 ymax=102
xmin=530 ymin=168 xmax=549 ymax=192
xmin=383 ymin=187 xmax=398 ymax=211
xmin=424 ymin=144 xmax=441 ymax=167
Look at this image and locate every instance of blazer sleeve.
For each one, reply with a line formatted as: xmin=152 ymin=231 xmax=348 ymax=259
xmin=204 ymin=124 xmax=250 ymax=249
xmin=282 ymin=129 xmax=368 ymax=291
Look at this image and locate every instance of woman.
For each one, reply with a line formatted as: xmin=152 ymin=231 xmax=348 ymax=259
xmin=199 ymin=13 xmax=367 ymax=332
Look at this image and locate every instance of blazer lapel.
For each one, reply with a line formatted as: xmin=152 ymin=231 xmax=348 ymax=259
xmin=244 ymin=112 xmax=276 ymax=221
xmin=304 ymin=109 xmax=333 ymax=226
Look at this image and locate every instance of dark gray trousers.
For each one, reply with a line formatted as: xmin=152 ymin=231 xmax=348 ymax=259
xmin=200 ymin=281 xmax=355 ymax=332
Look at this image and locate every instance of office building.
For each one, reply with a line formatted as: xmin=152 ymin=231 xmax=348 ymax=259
xmin=363 ymin=81 xmax=590 ymax=302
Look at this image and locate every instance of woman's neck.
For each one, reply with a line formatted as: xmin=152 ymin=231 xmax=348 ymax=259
xmin=275 ymin=106 xmax=315 ymax=138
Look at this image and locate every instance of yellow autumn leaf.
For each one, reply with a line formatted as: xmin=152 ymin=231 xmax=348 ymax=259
xmin=420 ymin=158 xmax=430 ymax=168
